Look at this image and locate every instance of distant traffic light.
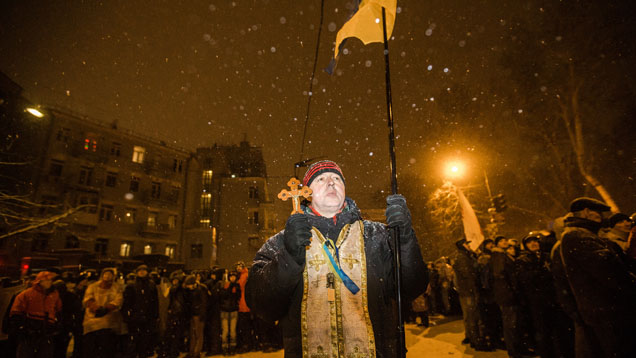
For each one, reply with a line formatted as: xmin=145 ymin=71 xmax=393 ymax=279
xmin=491 ymin=194 xmax=508 ymax=212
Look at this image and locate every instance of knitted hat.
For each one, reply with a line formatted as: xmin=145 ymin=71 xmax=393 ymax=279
xmin=494 ymin=236 xmax=507 ymax=246
xmin=302 ymin=160 xmax=345 ymax=187
xmin=33 ymin=271 xmax=57 ymax=285
xmin=608 ymin=213 xmax=631 ymax=228
xmin=136 ymin=264 xmax=149 ymax=273
xmin=101 ymin=267 xmax=115 ymax=277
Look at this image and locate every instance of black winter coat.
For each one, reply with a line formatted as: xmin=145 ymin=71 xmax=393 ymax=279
xmin=490 ymin=248 xmax=518 ymax=306
xmin=245 ymin=198 xmax=427 ymax=358
xmin=121 ymin=277 xmax=159 ymax=324
xmin=558 ymin=217 xmax=636 ymax=324
xmin=453 ymin=249 xmax=479 ymax=297
xmin=185 ymin=284 xmax=208 ymax=318
xmin=217 ymin=281 xmax=241 ymax=312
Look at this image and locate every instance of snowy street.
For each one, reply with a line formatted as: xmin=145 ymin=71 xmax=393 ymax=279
xmin=200 ymin=316 xmax=509 ymax=358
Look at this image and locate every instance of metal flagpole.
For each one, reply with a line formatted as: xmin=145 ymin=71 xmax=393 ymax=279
xmin=381 ymin=6 xmax=406 ymax=358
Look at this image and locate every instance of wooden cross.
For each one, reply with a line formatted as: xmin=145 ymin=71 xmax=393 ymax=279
xmin=278 ymin=177 xmax=312 ymax=215
xmin=308 ymin=254 xmax=325 ymax=272
xmin=341 ymin=253 xmax=360 ymax=270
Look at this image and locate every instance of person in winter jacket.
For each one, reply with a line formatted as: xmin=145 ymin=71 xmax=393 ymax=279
xmin=601 ymin=213 xmax=632 ymax=251
xmin=82 ymin=267 xmax=123 ymax=358
xmin=52 ymin=279 xmax=83 ymax=358
xmin=10 ymin=271 xmax=62 ymax=358
xmin=554 ymin=197 xmax=636 ymax=357
xmin=216 ymin=270 xmax=241 ymax=355
xmin=453 ymin=238 xmax=489 ymax=351
xmin=204 ymin=268 xmax=224 ymax=355
xmin=184 ymin=274 xmax=208 ymax=358
xmin=245 ymin=160 xmax=427 ymax=358
xmin=490 ymin=236 xmax=525 ymax=357
xmin=121 ymin=264 xmax=159 ymax=358
xmin=159 ymin=270 xmax=187 ymax=358
xmin=234 ymin=261 xmax=254 ymax=353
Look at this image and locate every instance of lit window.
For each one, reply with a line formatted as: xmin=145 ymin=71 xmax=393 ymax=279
xmin=144 ymin=244 xmax=153 ymax=254
xmin=202 ymin=170 xmax=213 ymax=185
xmin=147 ymin=212 xmax=157 ymax=228
xmin=200 ymin=219 xmax=210 ymax=228
xmin=132 ymin=146 xmax=145 ymax=163
xmin=165 ymin=245 xmax=176 ymax=259
xmin=84 ymin=138 xmax=97 ymax=152
xmin=124 ymin=208 xmax=136 ymax=224
xmin=120 ymin=242 xmax=132 ymax=257
xmin=201 ymin=194 xmax=212 ymax=211
xmin=168 ymin=215 xmax=177 ymax=229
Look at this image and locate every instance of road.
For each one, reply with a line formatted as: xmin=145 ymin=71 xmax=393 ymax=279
xmin=201 ymin=315 xmax=510 ymax=358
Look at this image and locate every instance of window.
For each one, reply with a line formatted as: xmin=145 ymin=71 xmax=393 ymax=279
xmin=201 ymin=194 xmax=211 ymax=211
xmin=144 ymin=244 xmax=153 ymax=255
xmin=48 ymin=160 xmax=64 ymax=178
xmin=202 ymin=170 xmax=213 ymax=186
xmin=99 ymin=205 xmax=114 ymax=221
xmin=165 ymin=245 xmax=176 ymax=259
xmin=105 ymin=172 xmax=117 ymax=187
xmin=110 ymin=142 xmax=121 ymax=156
xmin=124 ymin=208 xmax=136 ymax=224
xmin=200 ymin=218 xmax=211 ymax=228
xmin=132 ymin=146 xmax=145 ymax=163
xmin=65 ymin=235 xmax=80 ymax=249
xmin=78 ymin=166 xmax=93 ymax=185
xmin=191 ymin=244 xmax=203 ymax=259
xmin=129 ymin=176 xmax=140 ymax=192
xmin=83 ymin=138 xmax=97 ymax=152
xmin=76 ymin=192 xmax=98 ymax=213
xmin=56 ymin=128 xmax=70 ymax=142
xmin=151 ymin=182 xmax=161 ymax=199
xmin=95 ymin=238 xmax=108 ymax=255
xmin=169 ymin=186 xmax=180 ymax=201
xmin=249 ymin=186 xmax=259 ymax=199
xmin=168 ymin=215 xmax=177 ymax=230
xmin=120 ymin=242 xmax=132 ymax=257
xmin=173 ymin=159 xmax=183 ymax=173
xmin=147 ymin=212 xmax=157 ymax=228
xmin=248 ymin=209 xmax=259 ymax=225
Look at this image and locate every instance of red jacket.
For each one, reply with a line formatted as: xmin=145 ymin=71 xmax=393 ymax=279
xmin=237 ymin=267 xmax=250 ymax=312
xmin=10 ymin=284 xmax=62 ymax=324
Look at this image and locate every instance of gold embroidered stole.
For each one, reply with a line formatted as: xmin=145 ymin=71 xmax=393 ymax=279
xmin=302 ymin=220 xmax=376 ymax=358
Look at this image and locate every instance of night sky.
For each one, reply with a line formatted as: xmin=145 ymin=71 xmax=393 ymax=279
xmin=2 ymin=0 xmax=635 ymax=232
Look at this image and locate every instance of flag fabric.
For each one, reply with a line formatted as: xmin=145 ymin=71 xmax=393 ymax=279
xmin=326 ymin=0 xmax=397 ymax=74
xmin=456 ymin=188 xmax=485 ymax=251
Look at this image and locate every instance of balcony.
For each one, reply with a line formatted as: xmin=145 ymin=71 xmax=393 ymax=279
xmin=137 ymin=222 xmax=173 ymax=236
xmin=139 ymin=190 xmax=177 ymax=208
xmin=69 ymin=142 xmax=109 ymax=164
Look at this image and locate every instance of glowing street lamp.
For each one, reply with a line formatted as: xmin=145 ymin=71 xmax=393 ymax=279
xmin=444 ymin=160 xmax=466 ymax=180
xmin=25 ymin=107 xmax=44 ymax=118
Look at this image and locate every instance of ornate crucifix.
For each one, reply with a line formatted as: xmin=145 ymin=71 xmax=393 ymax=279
xmin=277 ymin=177 xmax=312 ymax=215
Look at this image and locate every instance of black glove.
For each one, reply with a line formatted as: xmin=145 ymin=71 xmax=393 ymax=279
xmin=283 ymin=214 xmax=312 ymax=265
xmin=385 ymin=194 xmax=414 ymax=240
xmin=94 ymin=307 xmax=109 ymax=318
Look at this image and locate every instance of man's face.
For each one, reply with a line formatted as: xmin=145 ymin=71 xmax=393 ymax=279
xmin=39 ymin=278 xmax=53 ymax=290
xmin=614 ymin=220 xmax=632 ymax=233
xmin=583 ymin=208 xmax=602 ymax=223
xmin=497 ymin=239 xmax=509 ymax=249
xmin=485 ymin=242 xmax=494 ymax=251
xmin=229 ymin=275 xmax=237 ymax=282
xmin=309 ymin=172 xmax=345 ymax=215
xmin=102 ymin=271 xmax=113 ymax=282
xmin=526 ymin=240 xmax=540 ymax=252
xmin=137 ymin=269 xmax=148 ymax=278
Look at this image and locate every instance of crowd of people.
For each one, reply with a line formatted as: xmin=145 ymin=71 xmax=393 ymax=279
xmin=2 ymin=261 xmax=283 ymax=358
xmin=420 ymin=197 xmax=636 ymax=358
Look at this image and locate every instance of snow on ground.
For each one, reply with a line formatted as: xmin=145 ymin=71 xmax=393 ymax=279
xmin=200 ymin=315 xmax=509 ymax=358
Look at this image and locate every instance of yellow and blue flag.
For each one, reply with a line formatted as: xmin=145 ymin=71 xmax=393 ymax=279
xmin=326 ymin=0 xmax=397 ymax=74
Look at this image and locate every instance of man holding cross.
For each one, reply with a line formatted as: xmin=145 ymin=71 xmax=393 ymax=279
xmin=246 ymin=160 xmax=427 ymax=358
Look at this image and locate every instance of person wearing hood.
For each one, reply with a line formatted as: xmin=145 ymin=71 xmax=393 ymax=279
xmin=553 ymin=197 xmax=636 ymax=357
xmin=245 ymin=160 xmax=427 ymax=358
xmin=121 ymin=264 xmax=159 ymax=357
xmin=601 ymin=213 xmax=633 ymax=252
xmin=82 ymin=267 xmax=123 ymax=358
xmin=9 ymin=270 xmax=61 ymax=358
xmin=159 ymin=270 xmax=187 ymax=358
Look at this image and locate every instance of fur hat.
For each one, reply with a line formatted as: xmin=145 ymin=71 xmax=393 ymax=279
xmin=302 ymin=160 xmax=345 ymax=187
